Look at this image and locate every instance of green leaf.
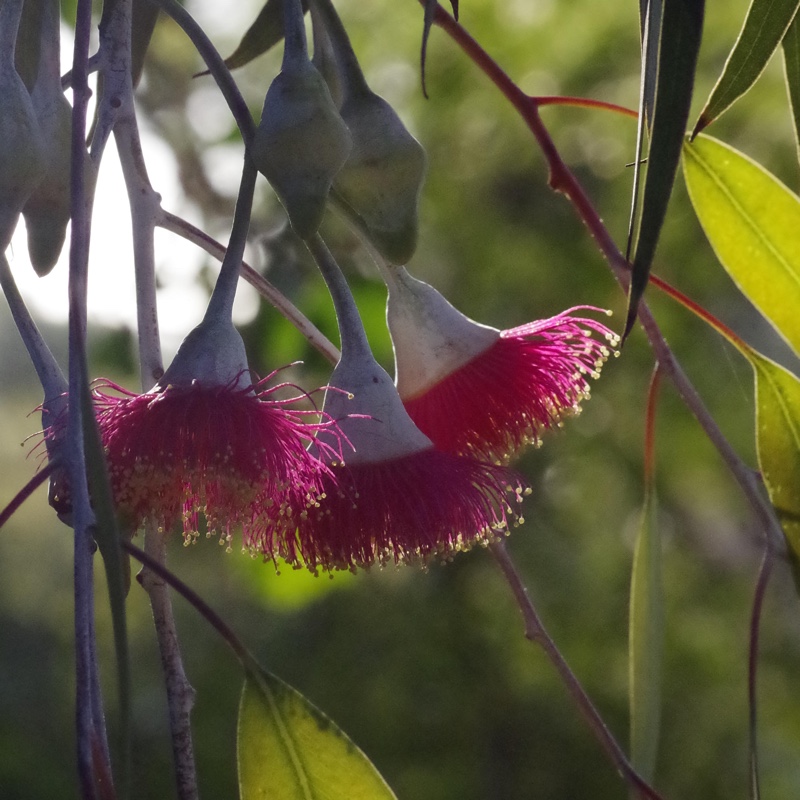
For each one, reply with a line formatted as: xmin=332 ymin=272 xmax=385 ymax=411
xmin=682 ymin=134 xmax=800 ymax=356
xmin=751 ymin=352 xmax=800 ymax=563
xmin=238 ymin=668 xmax=398 ymax=800
xmin=624 ymin=0 xmax=705 ymax=341
xmin=638 ymin=0 xmax=663 ymax=128
xmin=219 ymin=0 xmax=309 ymax=73
xmin=782 ymin=13 xmax=800 ymax=163
xmin=131 ymin=0 xmax=160 ymax=88
xmin=80 ymin=381 xmax=131 ymax=794
xmin=629 ymin=489 xmax=664 ymax=782
xmin=694 ymin=0 xmax=800 ymax=136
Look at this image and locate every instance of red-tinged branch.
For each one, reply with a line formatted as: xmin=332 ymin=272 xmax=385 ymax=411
xmin=423 ymin=0 xmax=786 ymax=559
xmin=648 ymin=273 xmax=750 ymax=354
xmin=0 ymin=462 xmax=55 ymax=530
xmin=535 ymin=95 xmax=638 ymax=119
xmin=491 ymin=541 xmax=666 ymax=800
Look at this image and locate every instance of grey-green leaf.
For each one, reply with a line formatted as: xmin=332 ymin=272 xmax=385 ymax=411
xmin=623 ymin=0 xmax=705 ymax=341
xmin=629 ymin=490 xmax=664 ymax=782
xmin=238 ymin=668 xmax=398 ymax=800
xmin=694 ymin=0 xmax=800 ymax=136
xmin=220 ymin=0 xmax=309 ymax=73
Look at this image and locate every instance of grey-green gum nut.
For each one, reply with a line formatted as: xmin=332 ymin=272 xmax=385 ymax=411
xmin=22 ymin=92 xmax=73 ymax=275
xmin=333 ymin=90 xmax=426 ymax=265
xmin=252 ymin=60 xmax=352 ymax=239
xmin=0 ymin=64 xmax=45 ymax=247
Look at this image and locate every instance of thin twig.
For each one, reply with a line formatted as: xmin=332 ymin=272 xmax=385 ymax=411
xmin=0 ymin=462 xmax=55 ymax=530
xmin=158 ymin=210 xmax=340 ymax=364
xmin=140 ymin=525 xmax=198 ymax=800
xmin=491 ymin=540 xmax=666 ymax=800
xmin=144 ymin=0 xmax=255 ymax=145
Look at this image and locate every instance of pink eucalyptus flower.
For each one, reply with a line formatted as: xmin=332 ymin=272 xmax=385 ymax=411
xmin=93 ymin=375 xmax=338 ymax=550
xmin=385 ymin=267 xmax=619 ymax=462
xmin=93 ymin=317 xmax=339 ymax=551
xmin=265 ymin=342 xmax=529 ymax=573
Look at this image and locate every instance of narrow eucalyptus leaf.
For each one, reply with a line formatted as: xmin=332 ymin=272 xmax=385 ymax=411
xmin=751 ymin=353 xmax=800 ymax=569
xmin=682 ymin=134 xmax=800 ymax=356
xmin=693 ymin=0 xmax=800 ymax=136
xmin=80 ymin=382 xmax=131 ymax=793
xmin=629 ymin=490 xmax=664 ymax=782
xmin=624 ymin=0 xmax=704 ymax=341
xmin=217 ymin=0 xmax=309 ymax=73
xmin=132 ymin=0 xmax=160 ymax=88
xmin=238 ymin=669 xmax=398 ymax=800
xmin=782 ymin=14 xmax=800 ymax=164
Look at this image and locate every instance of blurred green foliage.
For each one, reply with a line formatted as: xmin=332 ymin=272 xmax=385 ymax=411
xmin=2 ymin=0 xmax=800 ymax=798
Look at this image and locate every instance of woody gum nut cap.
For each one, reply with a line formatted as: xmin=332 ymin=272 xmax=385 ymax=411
xmin=252 ymin=60 xmax=352 ymax=239
xmin=385 ymin=266 xmax=499 ymax=399
xmin=333 ymin=91 xmax=426 ymax=265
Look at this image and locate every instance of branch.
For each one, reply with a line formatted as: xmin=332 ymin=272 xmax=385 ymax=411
xmin=425 ymin=1 xmax=786 ymax=557
xmin=139 ymin=525 xmax=198 ymax=800
xmin=158 ymin=210 xmax=340 ymax=365
xmin=491 ymin=541 xmax=666 ymax=800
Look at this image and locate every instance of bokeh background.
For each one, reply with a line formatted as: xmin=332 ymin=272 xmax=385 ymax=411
xmin=2 ymin=0 xmax=800 ymax=798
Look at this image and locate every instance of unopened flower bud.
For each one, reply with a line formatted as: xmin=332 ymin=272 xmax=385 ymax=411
xmin=308 ymin=0 xmax=426 ymax=264
xmin=0 ymin=4 xmax=45 ymax=249
xmin=17 ymin=0 xmax=74 ymax=275
xmin=333 ymin=89 xmax=426 ymax=265
xmin=252 ymin=58 xmax=352 ymax=239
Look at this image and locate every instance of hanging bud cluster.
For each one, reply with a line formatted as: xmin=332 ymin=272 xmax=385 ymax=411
xmin=15 ymin=0 xmax=75 ymax=275
xmin=252 ymin=0 xmax=426 ymax=265
xmin=0 ymin=0 xmax=46 ymax=250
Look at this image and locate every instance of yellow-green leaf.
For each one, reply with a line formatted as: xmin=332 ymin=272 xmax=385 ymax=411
xmin=629 ymin=489 xmax=664 ymax=782
xmin=238 ymin=669 xmax=398 ymax=800
xmin=682 ymin=134 xmax=800 ymax=356
xmin=752 ymin=351 xmax=800 ymax=559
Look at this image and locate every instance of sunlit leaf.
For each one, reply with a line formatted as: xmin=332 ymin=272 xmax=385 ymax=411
xmin=629 ymin=489 xmax=664 ymax=782
xmin=624 ymin=0 xmax=705 ymax=341
xmin=238 ymin=668 xmax=398 ymax=800
xmin=682 ymin=134 xmax=800 ymax=356
xmin=693 ymin=0 xmax=800 ymax=136
xmin=782 ymin=13 xmax=800 ymax=163
xmin=751 ymin=352 xmax=800 ymax=563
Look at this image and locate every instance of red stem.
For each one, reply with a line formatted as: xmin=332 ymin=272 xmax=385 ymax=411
xmin=0 ymin=462 xmax=55 ymax=530
xmin=535 ymin=95 xmax=638 ymax=119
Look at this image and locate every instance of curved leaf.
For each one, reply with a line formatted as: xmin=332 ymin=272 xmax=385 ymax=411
xmin=624 ymin=0 xmax=705 ymax=341
xmin=751 ymin=352 xmax=800 ymax=563
xmin=238 ymin=668 xmax=398 ymax=800
xmin=693 ymin=0 xmax=800 ymax=136
xmin=782 ymin=13 xmax=800 ymax=163
xmin=682 ymin=134 xmax=800 ymax=355
xmin=219 ymin=0 xmax=309 ymax=73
